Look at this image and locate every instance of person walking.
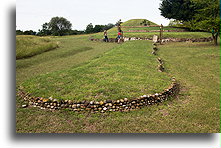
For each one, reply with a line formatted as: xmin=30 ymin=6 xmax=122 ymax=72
xmin=117 ymin=30 xmax=123 ymax=43
xmin=103 ymin=30 xmax=109 ymax=42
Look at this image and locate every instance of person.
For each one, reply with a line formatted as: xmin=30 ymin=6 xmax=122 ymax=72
xmin=103 ymin=30 xmax=109 ymax=42
xmin=117 ymin=30 xmax=123 ymax=43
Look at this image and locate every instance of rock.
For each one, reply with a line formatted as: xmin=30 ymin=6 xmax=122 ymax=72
xmin=152 ymin=51 xmax=156 ymax=55
xmin=124 ymin=98 xmax=128 ymax=102
xmin=103 ymin=107 xmax=107 ymax=111
xmin=153 ymin=46 xmax=158 ymax=51
xmin=68 ymin=100 xmax=73 ymax=105
xmin=22 ymin=104 xmax=28 ymax=108
xmin=106 ymin=99 xmax=112 ymax=103
xmin=43 ymin=99 xmax=49 ymax=103
xmin=99 ymin=101 xmax=104 ymax=105
xmin=72 ymin=104 xmax=76 ymax=108
xmin=84 ymin=101 xmax=90 ymax=106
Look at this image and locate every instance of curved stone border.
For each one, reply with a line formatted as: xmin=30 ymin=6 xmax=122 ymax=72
xmin=90 ymin=37 xmax=213 ymax=43
xmin=17 ymin=79 xmax=179 ymax=113
xmin=124 ymin=30 xmax=187 ymax=33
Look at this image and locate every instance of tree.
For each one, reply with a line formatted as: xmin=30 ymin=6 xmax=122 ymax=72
xmin=103 ymin=23 xmax=114 ymax=30
xmin=37 ymin=23 xmax=51 ymax=36
xmin=190 ymin=0 xmax=220 ymax=45
xmin=159 ymin=0 xmax=197 ymax=22
xmin=85 ymin=23 xmax=94 ymax=33
xmin=16 ymin=30 xmax=23 ymax=35
xmin=159 ymin=0 xmax=220 ymax=45
xmin=48 ymin=16 xmax=72 ymax=36
xmin=93 ymin=25 xmax=104 ymax=32
xmin=23 ymin=30 xmax=36 ymax=35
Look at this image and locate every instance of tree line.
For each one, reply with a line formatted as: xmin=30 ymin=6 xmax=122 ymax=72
xmin=16 ymin=16 xmax=115 ymax=36
xmin=159 ymin=0 xmax=220 ymax=45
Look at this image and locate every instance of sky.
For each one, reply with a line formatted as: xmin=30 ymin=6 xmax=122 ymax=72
xmin=16 ymin=0 xmax=170 ymax=32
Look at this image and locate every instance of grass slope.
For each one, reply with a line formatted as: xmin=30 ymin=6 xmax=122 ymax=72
xmin=121 ymin=19 xmax=157 ymax=26
xmin=21 ymin=40 xmax=171 ymax=101
xmin=16 ymin=35 xmax=118 ymax=85
xmin=16 ymin=35 xmax=59 ymax=59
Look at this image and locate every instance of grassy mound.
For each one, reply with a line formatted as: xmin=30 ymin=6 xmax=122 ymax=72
xmin=121 ymin=19 xmax=157 ymax=26
xmin=89 ymin=19 xmax=211 ymax=39
xmin=16 ymin=35 xmax=59 ymax=59
xmin=21 ymin=40 xmax=171 ymax=101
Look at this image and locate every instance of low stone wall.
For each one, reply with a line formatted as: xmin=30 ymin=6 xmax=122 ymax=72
xmin=124 ymin=30 xmax=187 ymax=33
xmin=17 ymin=80 xmax=179 ymax=113
xmin=90 ymin=37 xmax=213 ymax=43
xmin=161 ymin=37 xmax=213 ymax=43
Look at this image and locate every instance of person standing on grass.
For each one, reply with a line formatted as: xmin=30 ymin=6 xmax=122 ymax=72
xmin=117 ymin=30 xmax=123 ymax=43
xmin=103 ymin=30 xmax=109 ymax=42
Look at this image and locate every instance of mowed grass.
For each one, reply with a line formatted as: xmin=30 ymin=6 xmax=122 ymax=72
xmin=21 ymin=40 xmax=171 ymax=101
xmin=121 ymin=19 xmax=157 ymax=26
xmin=16 ymin=35 xmax=118 ymax=85
xmin=16 ymin=35 xmax=59 ymax=59
xmin=16 ymin=34 xmax=220 ymax=133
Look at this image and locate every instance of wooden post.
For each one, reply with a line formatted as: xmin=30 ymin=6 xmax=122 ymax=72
xmin=159 ymin=24 xmax=163 ymax=44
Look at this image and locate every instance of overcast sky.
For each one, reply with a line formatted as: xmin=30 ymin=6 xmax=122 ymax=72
xmin=16 ymin=0 xmax=170 ymax=31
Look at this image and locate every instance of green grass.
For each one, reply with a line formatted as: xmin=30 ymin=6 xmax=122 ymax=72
xmin=121 ymin=19 xmax=157 ymax=26
xmin=16 ymin=35 xmax=59 ymax=59
xmin=21 ymin=40 xmax=171 ymax=101
xmin=16 ymin=33 xmax=220 ymax=133
xmin=16 ymin=35 xmax=118 ymax=85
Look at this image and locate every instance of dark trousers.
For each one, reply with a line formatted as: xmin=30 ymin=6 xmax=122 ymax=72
xmin=104 ymin=36 xmax=109 ymax=42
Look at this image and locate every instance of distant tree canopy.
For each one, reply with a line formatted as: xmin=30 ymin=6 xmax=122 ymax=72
xmin=48 ymin=17 xmax=72 ymax=36
xmin=190 ymin=0 xmax=220 ymax=32
xmin=16 ymin=30 xmax=36 ymax=35
xmin=85 ymin=23 xmax=114 ymax=34
xmin=37 ymin=23 xmax=51 ymax=36
xmin=159 ymin=0 xmax=220 ymax=45
xmin=159 ymin=0 xmax=197 ymax=22
xmin=16 ymin=16 xmax=115 ymax=36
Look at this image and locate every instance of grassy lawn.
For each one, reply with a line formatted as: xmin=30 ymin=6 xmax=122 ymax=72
xmin=16 ymin=35 xmax=118 ymax=85
xmin=16 ymin=34 xmax=220 ymax=133
xmin=20 ymin=40 xmax=171 ymax=101
xmin=16 ymin=35 xmax=59 ymax=59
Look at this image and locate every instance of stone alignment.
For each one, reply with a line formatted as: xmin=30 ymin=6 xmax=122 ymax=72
xmin=90 ymin=37 xmax=213 ymax=43
xmin=17 ymin=80 xmax=179 ymax=113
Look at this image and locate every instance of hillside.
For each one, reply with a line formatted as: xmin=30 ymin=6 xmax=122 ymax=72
xmin=121 ymin=19 xmax=158 ymax=26
xmin=91 ymin=18 xmax=210 ymax=39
